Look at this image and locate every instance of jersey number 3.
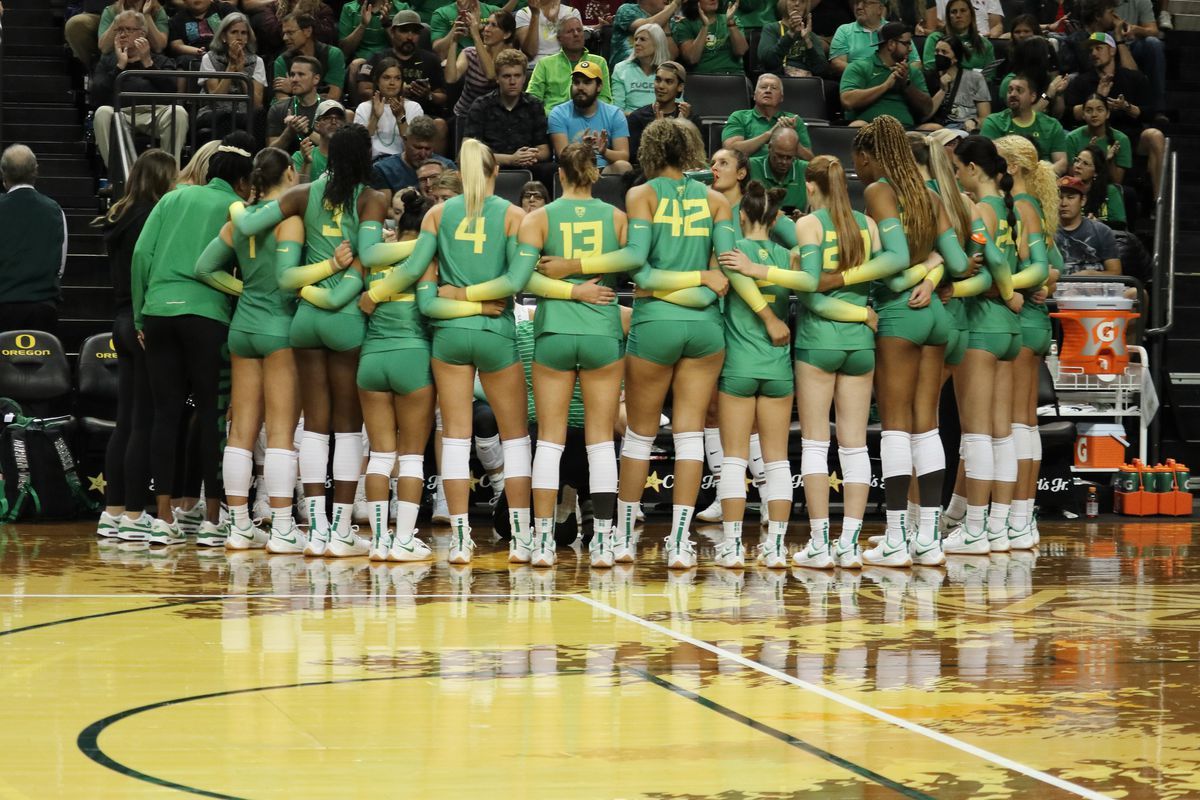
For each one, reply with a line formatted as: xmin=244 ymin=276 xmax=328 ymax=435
xmin=454 ymin=217 xmax=487 ymax=254
xmin=653 ymin=198 xmax=708 ymax=238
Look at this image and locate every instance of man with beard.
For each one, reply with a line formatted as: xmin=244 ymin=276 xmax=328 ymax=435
xmin=627 ymin=60 xmax=690 ymax=165
xmin=528 ymin=16 xmax=611 ymax=114
xmin=354 ymin=10 xmax=449 ymax=114
xmin=547 ymin=60 xmax=632 ymax=174
xmin=982 ymin=72 xmax=1068 ymax=174
xmin=272 ymin=13 xmax=345 ymax=102
xmin=839 ymin=22 xmax=930 ymax=127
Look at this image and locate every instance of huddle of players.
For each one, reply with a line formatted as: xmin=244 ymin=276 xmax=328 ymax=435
xmin=208 ymin=111 xmax=1060 ymax=572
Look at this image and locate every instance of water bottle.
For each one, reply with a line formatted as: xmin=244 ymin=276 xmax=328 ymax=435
xmin=1047 ymin=339 xmax=1060 ymax=381
xmin=1085 ymin=485 xmax=1099 ymax=518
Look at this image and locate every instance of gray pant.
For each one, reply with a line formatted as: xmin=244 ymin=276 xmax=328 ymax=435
xmin=94 ymin=105 xmax=190 ymax=170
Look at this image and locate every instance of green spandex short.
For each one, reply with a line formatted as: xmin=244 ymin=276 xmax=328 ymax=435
xmin=795 ymin=348 xmax=876 ymax=376
xmin=357 ymin=348 xmax=432 ymax=395
xmin=290 ymin=304 xmax=365 ymax=352
xmin=228 ymin=329 xmax=290 ymax=359
xmin=626 ymin=319 xmax=724 ymax=365
xmin=876 ymin=303 xmax=936 ymax=346
xmin=925 ymin=297 xmax=951 ymax=347
xmin=967 ymin=331 xmax=1022 ymax=361
xmin=944 ymin=327 xmax=968 ymax=366
xmin=719 ymin=374 xmax=794 ymax=398
xmin=431 ymin=328 xmax=518 ymax=372
xmin=534 ymin=333 xmax=622 ymax=372
xmin=1021 ymin=324 xmax=1052 ymax=356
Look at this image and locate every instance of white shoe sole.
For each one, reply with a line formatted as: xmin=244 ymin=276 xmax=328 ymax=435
xmin=714 ymin=556 xmax=745 ymax=568
xmin=612 ymin=544 xmax=635 ymax=563
xmin=989 ymin=538 xmax=1011 ymax=553
xmin=447 ymin=549 xmax=473 ymax=565
xmin=267 ymin=536 xmax=307 ymax=554
xmin=388 ymin=547 xmax=433 ymax=562
xmin=326 ymin=539 xmax=369 ymax=557
xmin=837 ymin=556 xmax=863 ymax=569
xmin=912 ymin=547 xmax=946 ymax=566
xmin=759 ymin=554 xmax=788 ymax=569
xmin=944 ymin=538 xmax=990 ymax=555
xmin=590 ymin=552 xmax=614 ymax=568
xmin=862 ymin=551 xmax=913 ymax=567
xmin=224 ymin=531 xmax=265 ymax=550
xmin=1008 ymin=533 xmax=1036 ymax=550
xmin=793 ymin=553 xmax=835 ymax=569
xmin=303 ymin=540 xmax=328 ymax=557
xmin=116 ymin=532 xmax=150 ymax=542
xmin=666 ymin=552 xmax=696 ymax=569
xmin=508 ymin=541 xmax=533 ymax=563
xmin=148 ymin=536 xmax=187 ymax=546
xmin=531 ymin=552 xmax=556 ymax=568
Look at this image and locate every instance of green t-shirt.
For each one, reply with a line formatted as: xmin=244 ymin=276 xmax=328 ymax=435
xmin=536 ymin=198 xmax=622 ymax=339
xmin=839 ymin=54 xmax=929 ymax=126
xmin=671 ymin=14 xmax=745 ymax=75
xmin=795 ymin=209 xmax=874 ymax=351
xmin=721 ymin=108 xmax=811 ymax=155
xmin=527 ymin=49 xmax=612 ymax=114
xmin=231 ymin=222 xmax=296 ymax=339
xmin=922 ymin=30 xmax=994 ymax=72
xmin=722 ymin=236 xmax=792 ymax=379
xmin=436 ymin=193 xmax=516 ymax=336
xmin=734 ymin=0 xmax=776 ymax=31
xmin=410 ymin=0 xmax=448 ymax=22
xmin=1065 ymin=126 xmax=1134 ymax=170
xmin=430 ymin=1 xmax=502 ymax=51
xmin=292 ymin=148 xmax=329 ymax=180
xmin=99 ymin=5 xmax=170 ymax=38
xmin=273 ymin=46 xmax=347 ymax=97
xmin=829 ymin=20 xmax=919 ymax=64
xmin=339 ymin=0 xmax=412 ymax=59
xmin=302 ymin=176 xmax=365 ymax=317
xmin=980 ymin=110 xmax=1067 ymax=163
xmin=748 ymin=154 xmax=808 ymax=211
xmin=610 ymin=2 xmax=642 ymax=65
xmin=363 ymin=258 xmax=431 ymax=353
xmin=634 ymin=176 xmax=719 ymax=323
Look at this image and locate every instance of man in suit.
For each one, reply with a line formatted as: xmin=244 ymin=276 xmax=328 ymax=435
xmin=0 ymin=145 xmax=67 ymax=335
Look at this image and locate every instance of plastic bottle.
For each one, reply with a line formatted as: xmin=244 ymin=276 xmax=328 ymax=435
xmin=1085 ymin=485 xmax=1099 ymax=518
xmin=1047 ymin=340 xmax=1060 ymax=381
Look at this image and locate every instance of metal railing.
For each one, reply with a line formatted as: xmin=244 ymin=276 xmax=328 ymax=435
xmin=109 ymin=70 xmax=256 ymax=194
xmin=1146 ymin=142 xmax=1177 ymax=462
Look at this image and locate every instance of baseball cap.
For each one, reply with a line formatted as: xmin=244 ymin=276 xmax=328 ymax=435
xmin=1058 ymin=176 xmax=1086 ymax=195
xmin=876 ymin=21 xmax=912 ymax=46
xmin=385 ymin=9 xmax=423 ymax=28
xmin=657 ymin=60 xmax=687 ymax=83
xmin=571 ymin=60 xmax=604 ymax=81
xmin=1087 ymin=31 xmax=1117 ymax=49
xmin=315 ymin=99 xmax=345 ymax=118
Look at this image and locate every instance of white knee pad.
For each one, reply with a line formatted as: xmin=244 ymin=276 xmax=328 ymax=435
xmin=703 ymin=427 xmax=724 ymax=474
xmin=838 ymin=446 xmax=871 ymax=485
xmin=748 ymin=433 xmax=765 ymax=482
xmin=585 ymin=441 xmax=617 ymax=495
xmin=1030 ymin=425 xmax=1042 ymax=461
xmin=673 ymin=430 xmax=704 ymax=463
xmin=992 ymin=435 xmax=1018 ymax=483
xmin=299 ymin=431 xmax=330 ymax=485
xmin=531 ymin=440 xmax=565 ymax=491
xmin=434 ymin=407 xmax=443 ymax=432
xmin=621 ymin=429 xmax=655 ymax=461
xmin=263 ymin=448 xmax=296 ymax=499
xmin=366 ymin=450 xmax=397 ymax=478
xmin=222 ymin=446 xmax=253 ymax=497
xmin=911 ymin=429 xmax=945 ymax=476
xmin=717 ymin=457 xmax=748 ymax=500
xmin=800 ymin=438 xmax=830 ymax=477
xmin=332 ymin=432 xmax=362 ymax=482
xmin=441 ymin=437 xmax=472 ymax=480
xmin=764 ymin=460 xmax=793 ymax=503
xmin=253 ymin=427 xmax=266 ymax=466
xmin=1011 ymin=423 xmax=1034 ymax=461
xmin=475 ymin=433 xmax=504 ymax=472
xmin=397 ymin=454 xmax=424 ymax=481
xmin=961 ymin=433 xmax=994 ymax=482
xmin=879 ymin=430 xmax=913 ymax=479
xmin=501 ymin=435 xmax=532 ymax=480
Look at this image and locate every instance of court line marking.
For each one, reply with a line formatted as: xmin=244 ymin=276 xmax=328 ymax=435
xmin=572 ymin=593 xmax=1111 ymax=800
xmin=0 ymin=594 xmax=542 ymax=599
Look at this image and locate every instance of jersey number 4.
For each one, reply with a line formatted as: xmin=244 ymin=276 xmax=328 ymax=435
xmin=454 ymin=216 xmax=487 ymax=254
xmin=653 ymin=198 xmax=708 ymax=238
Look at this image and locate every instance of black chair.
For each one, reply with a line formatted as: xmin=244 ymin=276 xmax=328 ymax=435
xmin=495 ymin=169 xmax=533 ymax=205
xmin=684 ymin=75 xmax=751 ymax=123
xmin=593 ymin=174 xmax=628 ymax=211
xmin=0 ymin=330 xmax=73 ymax=418
xmin=846 ymin=176 xmax=865 ymax=211
xmin=810 ymin=126 xmax=860 ymax=174
xmin=779 ymin=76 xmax=829 ymax=124
xmin=706 ymin=121 xmax=725 ymax=156
xmin=1036 ymin=360 xmax=1076 ymax=455
xmin=76 ymin=334 xmax=119 ymax=436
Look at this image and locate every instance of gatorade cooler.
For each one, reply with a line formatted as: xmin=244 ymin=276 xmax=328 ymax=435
xmin=1074 ymin=422 xmax=1129 ymax=469
xmin=1050 ymin=294 xmax=1138 ymax=375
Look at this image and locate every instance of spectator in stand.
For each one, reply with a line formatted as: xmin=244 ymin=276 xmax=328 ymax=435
xmin=529 ymin=17 xmax=612 ymax=112
xmin=758 ymin=0 xmax=828 ymax=77
xmin=1115 ymin=0 xmax=1167 ymax=122
xmin=0 ymin=145 xmax=67 ymax=335
xmin=627 ymin=60 xmax=689 ymax=162
xmin=340 ymin=0 xmax=410 ymax=90
xmin=241 ymin=0 xmax=337 ymax=59
xmin=1068 ymin=93 xmax=1132 ymax=184
xmin=354 ymin=57 xmax=425 ymax=159
xmin=1055 ymin=176 xmax=1121 ymax=275
xmin=828 ymin=0 xmax=917 ymax=76
xmin=981 ymin=73 xmax=1068 ymax=173
xmin=354 ymin=11 xmax=449 ymax=114
xmin=372 ymin=115 xmax=457 ymax=199
xmin=1065 ymin=31 xmax=1165 ymax=197
xmin=103 ymin=0 xmax=168 ymax=56
xmin=921 ymin=0 xmax=993 ymax=69
xmin=168 ymin=0 xmax=238 ymax=71
xmin=292 ymin=98 xmax=346 ymax=179
xmin=922 ymin=33 xmax=990 ymax=131
xmin=612 ymin=24 xmax=670 ymax=111
xmin=1063 ymin=0 xmax=1134 ymax=74
xmin=445 ymin=10 xmax=520 ymax=118
xmin=432 ymin=0 xmax=507 ymax=57
xmin=516 ymin=0 xmax=583 ymax=64
xmin=839 ymin=22 xmax=931 ymax=127
xmin=1071 ymin=144 xmax=1127 ymax=227
xmin=463 ymin=49 xmax=553 ymax=181
xmin=430 ymin=168 xmax=463 ymax=201
xmin=267 ymin=54 xmax=323 ymax=151
xmin=611 ymin=0 xmax=680 ymax=65
xmin=998 ymin=34 xmax=1067 ymax=120
xmin=66 ymin=0 xmax=169 ymax=67
xmin=722 ymin=72 xmax=814 ymax=158
xmin=733 ymin=0 xmax=777 ymax=74
xmin=520 ymin=180 xmax=551 ymax=210
xmin=673 ymin=0 xmax=748 ymax=74
xmin=272 ymin=12 xmax=345 ymax=101
xmin=416 ymin=158 xmax=447 ymax=199
xmin=747 ymin=126 xmax=807 ymax=211
xmin=92 ymin=12 xmax=189 ymax=169
xmin=548 ymin=60 xmax=632 ymax=173
xmin=196 ymin=14 xmax=267 ymax=142
xmin=924 ymin=0 xmax=1002 ymax=36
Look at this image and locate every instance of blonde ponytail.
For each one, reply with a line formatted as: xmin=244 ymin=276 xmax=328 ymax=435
xmin=808 ymin=155 xmax=864 ymax=270
xmin=459 ymin=137 xmax=497 ymax=218
xmin=926 ymin=135 xmax=972 ymax=244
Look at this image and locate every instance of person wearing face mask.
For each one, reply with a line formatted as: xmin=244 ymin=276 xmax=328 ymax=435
xmin=921 ymin=34 xmax=989 ymax=132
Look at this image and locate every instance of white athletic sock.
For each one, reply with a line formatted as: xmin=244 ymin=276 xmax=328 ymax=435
xmin=809 ymin=517 xmax=829 ymax=545
xmin=617 ymin=499 xmax=639 ymax=538
xmin=886 ymin=509 xmax=906 ymax=540
xmin=271 ymin=506 xmax=292 ymax=533
xmin=331 ymin=502 xmax=353 ymax=538
xmin=965 ymin=504 xmax=987 ymax=534
xmin=307 ymin=496 xmax=329 ymax=534
xmin=722 ymin=520 xmax=742 ymax=540
xmin=1010 ymin=498 xmax=1030 ymax=530
xmin=229 ymin=503 xmax=250 ymax=529
xmin=946 ymin=492 xmax=968 ymax=522
xmin=449 ymin=513 xmax=470 ymax=538
xmin=394 ymin=501 xmax=420 ymax=538
xmin=367 ymin=500 xmax=387 ymax=539
xmin=534 ymin=516 xmax=554 ymax=541
xmin=840 ymin=517 xmax=863 ymax=546
xmin=669 ymin=504 xmax=694 ymax=543
xmin=919 ymin=507 xmax=938 ymax=543
xmin=907 ymin=500 xmax=920 ymax=526
xmin=988 ymin=502 xmax=1010 ymax=532
xmin=510 ymin=507 xmax=531 ymax=541
xmin=767 ymin=519 xmax=788 ymax=539
xmin=704 ymin=427 xmax=723 ymax=475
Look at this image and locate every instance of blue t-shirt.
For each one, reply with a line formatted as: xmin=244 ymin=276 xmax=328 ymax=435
xmin=547 ymin=100 xmax=630 ymax=167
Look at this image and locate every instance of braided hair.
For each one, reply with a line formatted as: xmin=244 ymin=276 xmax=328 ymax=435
xmin=324 ymin=123 xmax=373 ymax=214
xmin=854 ymin=115 xmax=936 ymax=259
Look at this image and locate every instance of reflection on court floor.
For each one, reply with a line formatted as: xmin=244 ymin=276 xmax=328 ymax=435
xmin=0 ymin=520 xmax=1196 ymax=799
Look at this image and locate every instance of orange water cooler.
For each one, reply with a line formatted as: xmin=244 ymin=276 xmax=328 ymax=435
xmin=1050 ymin=293 xmax=1138 ymax=375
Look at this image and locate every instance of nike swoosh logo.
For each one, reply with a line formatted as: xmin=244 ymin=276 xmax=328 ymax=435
xmin=881 ymin=545 xmax=905 ymax=557
xmin=392 ymin=541 xmax=417 ymax=552
xmin=274 ymin=534 xmax=298 ymax=544
xmin=914 ymin=545 xmax=940 ymax=556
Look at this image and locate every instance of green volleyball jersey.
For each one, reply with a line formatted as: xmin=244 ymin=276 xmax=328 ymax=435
xmin=722 ymin=236 xmax=792 ymax=380
xmin=535 ymin=198 xmax=622 ymax=340
xmin=634 ymin=176 xmax=720 ymax=324
xmin=1013 ymin=192 xmax=1052 ymax=330
xmin=967 ymin=195 xmax=1020 ymax=334
xmin=797 ymin=209 xmax=874 ymax=351
xmin=731 ymin=201 xmax=798 ymax=249
xmin=303 ymin=176 xmax=364 ymax=316
xmin=230 ymin=225 xmax=295 ymax=338
xmin=436 ymin=194 xmax=516 ymax=336
xmin=362 ymin=258 xmax=430 ymax=355
xmin=868 ymin=178 xmax=921 ymax=312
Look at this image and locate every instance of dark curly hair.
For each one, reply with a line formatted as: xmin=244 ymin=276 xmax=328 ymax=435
xmin=324 ymin=123 xmax=373 ymax=213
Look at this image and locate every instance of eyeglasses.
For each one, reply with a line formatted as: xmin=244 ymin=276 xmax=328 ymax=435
xmin=522 ymin=192 xmax=545 ymax=200
xmin=114 ymin=26 xmax=143 ymax=34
